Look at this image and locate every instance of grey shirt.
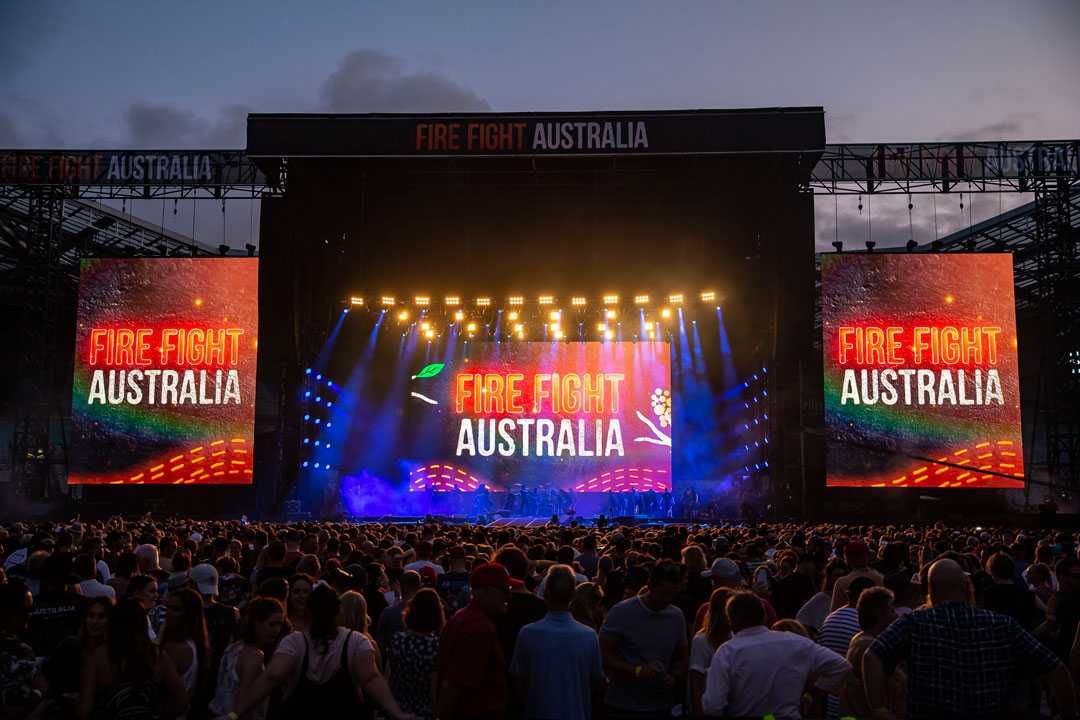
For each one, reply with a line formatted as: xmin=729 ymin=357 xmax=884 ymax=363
xmin=510 ymin=611 xmax=605 ymax=720
xmin=599 ymin=595 xmax=687 ymax=712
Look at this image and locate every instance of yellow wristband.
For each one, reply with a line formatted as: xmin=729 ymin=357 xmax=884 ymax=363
xmin=634 ymin=665 xmax=642 ymax=677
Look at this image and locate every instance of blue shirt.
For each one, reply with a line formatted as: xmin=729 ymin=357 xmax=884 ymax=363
xmin=509 ymin=611 xmax=605 ymax=720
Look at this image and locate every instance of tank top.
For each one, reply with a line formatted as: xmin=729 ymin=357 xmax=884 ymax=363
xmin=282 ymin=631 xmax=370 ymax=719
xmin=210 ymin=642 xmax=268 ymax=720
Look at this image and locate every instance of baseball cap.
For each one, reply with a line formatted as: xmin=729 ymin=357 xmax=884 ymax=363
xmin=190 ymin=532 xmax=204 ymax=543
xmin=470 ymin=562 xmax=523 ymax=590
xmin=190 ymin=563 xmax=219 ymax=596
xmin=702 ymin=558 xmax=742 ymax=580
xmin=418 ymin=566 xmax=438 ymax=586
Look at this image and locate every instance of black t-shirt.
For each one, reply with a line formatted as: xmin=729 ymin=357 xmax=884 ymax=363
xmin=675 ymin=574 xmax=712 ymax=631
xmin=984 ymin=583 xmax=1037 ymax=629
xmin=771 ymin=572 xmax=817 ymax=620
xmin=496 ymin=591 xmax=547 ymax=669
xmin=26 ymin=591 xmax=89 ymax=657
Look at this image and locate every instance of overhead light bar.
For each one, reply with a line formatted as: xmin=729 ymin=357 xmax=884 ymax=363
xmin=700 ymin=291 xmax=716 ymax=302
xmin=380 ymin=296 xmax=396 ymax=307
xmin=475 ymin=297 xmax=491 ymax=307
xmin=602 ymin=295 xmax=619 ymax=305
xmin=668 ymin=294 xmax=684 ymax=305
xmin=571 ymin=296 xmax=586 ymax=307
xmin=445 ymin=296 xmax=461 ymax=306
xmin=538 ymin=295 xmax=554 ymax=306
xmin=349 ymin=296 xmax=364 ymax=306
xmin=508 ymin=296 xmax=524 ymax=306
xmin=634 ymin=295 xmax=650 ymax=305
xmin=414 ymin=296 xmax=430 ymax=306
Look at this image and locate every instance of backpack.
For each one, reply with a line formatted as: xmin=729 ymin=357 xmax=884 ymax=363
xmin=282 ymin=631 xmax=371 ymax=720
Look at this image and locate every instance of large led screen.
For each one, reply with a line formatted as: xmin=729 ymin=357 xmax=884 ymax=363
xmin=70 ymin=258 xmax=259 ymax=485
xmin=822 ymin=253 xmax=1023 ymax=488
xmin=389 ymin=342 xmax=671 ymax=493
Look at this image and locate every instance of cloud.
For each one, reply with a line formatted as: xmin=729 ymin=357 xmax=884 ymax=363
xmin=125 ymin=101 xmax=206 ymax=147
xmin=936 ymin=117 xmax=1028 ymax=141
xmin=321 ymin=49 xmax=490 ymax=113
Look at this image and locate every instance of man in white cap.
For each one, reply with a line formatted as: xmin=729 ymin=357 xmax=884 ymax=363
xmin=191 ymin=562 xmax=239 ymax=695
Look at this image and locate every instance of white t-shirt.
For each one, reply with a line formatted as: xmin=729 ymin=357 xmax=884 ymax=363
xmin=689 ymin=633 xmax=716 ymax=674
xmin=404 ymin=560 xmax=444 ymax=576
xmin=275 ymin=628 xmax=373 ymax=692
xmin=78 ymin=579 xmax=117 ymax=599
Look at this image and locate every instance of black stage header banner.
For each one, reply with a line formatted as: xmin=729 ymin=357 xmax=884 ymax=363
xmin=246 ymin=108 xmax=825 ymax=158
xmin=0 ymin=150 xmax=262 ymax=186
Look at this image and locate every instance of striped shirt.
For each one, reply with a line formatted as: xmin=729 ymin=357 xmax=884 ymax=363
xmin=817 ymin=607 xmax=861 ymax=719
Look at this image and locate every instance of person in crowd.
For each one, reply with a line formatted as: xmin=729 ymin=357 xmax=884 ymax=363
xmin=209 ymin=597 xmax=284 ymax=720
xmin=362 ymin=562 xmax=391 ymax=629
xmin=839 ymin=586 xmax=903 ymax=718
xmin=161 ymin=587 xmax=209 ymax=716
xmin=864 ymin=558 xmax=1077 ymax=720
xmin=216 ymin=556 xmax=250 ymax=609
xmin=494 ymin=546 xmax=547 ymax=669
xmin=435 ymin=546 xmax=471 ymax=616
xmin=377 ymin=570 xmax=421 ymax=654
xmin=341 ymin=590 xmax=382 ymax=668
xmin=27 ymin=553 xmax=90 ymax=657
xmin=190 ymin=562 xmax=240 ymax=699
xmin=701 ymin=591 xmax=851 ymax=718
xmin=386 ymin=587 xmax=444 ymax=720
xmin=818 ymin=577 xmax=875 ymax=716
xmin=75 ymin=553 xmax=116 ymax=600
xmin=771 ymin=618 xmax=812 ymax=637
xmin=404 ymin=542 xmax=444 ymax=576
xmin=438 ymin=563 xmax=518 ymax=720
xmin=831 ymin=540 xmax=883 ymax=612
xmin=0 ymin=582 xmax=39 ymax=718
xmin=286 ymin=574 xmax=314 ymax=633
xmin=676 ymin=544 xmax=712 ymax=630
xmin=577 ymin=535 xmax=600 ymax=579
xmin=770 ymin=549 xmax=817 ymax=620
xmin=107 ymin=551 xmax=138 ymax=599
xmin=79 ymin=596 xmax=113 ymax=659
xmin=570 ymin=581 xmax=606 ymax=632
xmin=79 ymin=598 xmax=188 ymax=719
xmin=983 ymin=551 xmax=1038 ymax=628
xmin=689 ymin=587 xmax=734 ymax=715
xmin=219 ymin=584 xmax=413 ymax=719
xmin=510 ymin=565 xmax=606 ymax=720
xmin=599 ymin=559 xmax=688 ymax=719
xmin=797 ymin=557 xmax=849 ymax=634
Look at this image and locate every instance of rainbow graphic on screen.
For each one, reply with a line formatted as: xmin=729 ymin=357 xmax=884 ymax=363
xmin=821 ymin=253 xmax=1023 ymax=488
xmin=70 ymin=258 xmax=259 ymax=485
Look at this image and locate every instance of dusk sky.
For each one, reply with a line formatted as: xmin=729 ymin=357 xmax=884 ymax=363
xmin=2 ymin=0 xmax=1078 ymax=250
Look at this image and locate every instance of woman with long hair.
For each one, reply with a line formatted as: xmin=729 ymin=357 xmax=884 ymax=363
xmin=79 ymin=598 xmax=187 ymax=719
xmin=80 ymin=596 xmax=113 ymax=658
xmin=689 ymin=587 xmax=734 ymax=716
xmin=385 ymin=587 xmax=444 ymax=720
xmin=209 ymin=597 xmax=284 ymax=720
xmin=286 ymin=574 xmax=313 ymax=633
xmin=569 ymin=582 xmax=606 ymax=632
xmin=340 ymin=590 xmax=382 ymax=669
xmin=160 ymin=587 xmax=209 ymax=718
xmin=220 ymin=584 xmax=414 ymax=720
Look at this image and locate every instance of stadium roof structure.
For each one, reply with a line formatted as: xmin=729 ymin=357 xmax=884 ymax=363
xmin=0 ymin=194 xmax=217 ymax=281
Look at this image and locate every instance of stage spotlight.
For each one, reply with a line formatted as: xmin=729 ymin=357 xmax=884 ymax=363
xmin=647 ymin=329 xmax=655 ymax=339
xmin=349 ymin=296 xmax=364 ymax=306
xmin=604 ymin=329 xmax=614 ymax=340
xmin=906 ymin=239 xmax=917 ymax=252
xmin=445 ymin=296 xmax=460 ymax=306
xmin=415 ymin=296 xmax=430 ymax=306
xmin=602 ymin=295 xmax=619 ymax=306
xmin=509 ymin=296 xmax=524 ymax=306
xmin=513 ymin=323 xmax=524 ymax=333
xmin=218 ymin=244 xmax=230 ymax=256
xmin=538 ymin=295 xmax=554 ymax=306
xmin=549 ymin=323 xmax=560 ymax=333
xmin=420 ymin=321 xmax=431 ymax=331
xmin=597 ymin=323 xmax=607 ymax=332
xmin=508 ymin=311 xmax=519 ymax=321
xmin=380 ymin=296 xmax=396 ymax=306
xmin=571 ymin=296 xmax=586 ymax=307
xmin=660 ymin=308 xmax=672 ymax=319
xmin=605 ymin=309 xmax=617 ymax=319
xmin=424 ymin=329 xmax=435 ymax=339
xmin=865 ymin=240 xmax=876 ymax=252
xmin=454 ymin=310 xmax=464 ymax=322
xmin=516 ymin=331 xmax=524 ymax=340
xmin=245 ymin=243 xmax=257 ymax=257
xmin=476 ymin=297 xmax=491 ymax=307
xmin=634 ymin=295 xmax=649 ymax=305
xmin=700 ymin=291 xmax=716 ymax=302
xmin=668 ymin=294 xmax=684 ymax=305
xmin=397 ymin=310 xmax=409 ymax=322
xmin=466 ymin=322 xmax=477 ymax=333
xmin=549 ymin=310 xmax=561 ymax=321
xmin=832 ymin=241 xmax=843 ymax=252
xmin=553 ymin=329 xmax=564 ymax=340
xmin=945 ymin=294 xmax=955 ymax=304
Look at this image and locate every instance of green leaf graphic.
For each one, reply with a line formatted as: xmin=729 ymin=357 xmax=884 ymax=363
xmin=415 ymin=363 xmax=444 ymax=379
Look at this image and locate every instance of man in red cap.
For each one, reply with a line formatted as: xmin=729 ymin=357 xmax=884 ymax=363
xmin=437 ymin=562 xmax=521 ymax=720
xmin=830 ymin=539 xmax=884 ymax=612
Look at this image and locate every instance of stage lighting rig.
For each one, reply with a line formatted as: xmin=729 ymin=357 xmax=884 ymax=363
xmin=634 ymin=295 xmax=649 ymax=305
xmin=831 ymin=241 xmax=843 ymax=252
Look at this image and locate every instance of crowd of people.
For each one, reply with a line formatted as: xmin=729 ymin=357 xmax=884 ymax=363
xmin=1 ymin=515 xmax=1079 ymax=719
